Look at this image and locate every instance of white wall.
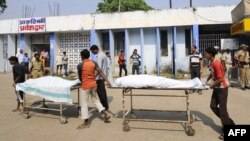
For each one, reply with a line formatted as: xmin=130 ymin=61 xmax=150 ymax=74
xmin=160 ymin=28 xmax=173 ymax=73
xmin=46 ymin=15 xmax=92 ymax=32
xmin=0 ymin=6 xmax=235 ymax=34
xmin=128 ymin=29 xmax=141 ymax=74
xmin=0 ymin=5 xmax=236 ymax=73
xmin=7 ymin=35 xmax=16 ymax=72
xmin=50 ymin=33 xmax=60 ymax=73
xmin=95 ymin=30 xmax=102 ymax=48
xmin=196 ymin=6 xmax=234 ymax=24
xmin=0 ymin=19 xmax=19 ymax=34
xmin=24 ymin=34 xmax=31 ymax=55
xmin=176 ymin=28 xmax=190 ymax=72
xmin=144 ymin=28 xmax=157 ymax=74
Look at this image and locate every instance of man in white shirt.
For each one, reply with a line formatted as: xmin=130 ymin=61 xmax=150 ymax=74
xmin=56 ymin=53 xmax=63 ymax=75
xmin=105 ymin=52 xmax=113 ymax=83
xmin=16 ymin=49 xmax=24 ymax=64
xmin=90 ymin=45 xmax=109 ymax=110
xmin=221 ymin=49 xmax=232 ymax=80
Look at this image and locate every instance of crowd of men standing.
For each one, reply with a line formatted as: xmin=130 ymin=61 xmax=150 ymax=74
xmin=189 ymin=44 xmax=250 ymax=91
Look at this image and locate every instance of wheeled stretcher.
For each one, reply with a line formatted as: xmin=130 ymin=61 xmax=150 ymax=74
xmin=16 ymin=76 xmax=82 ymax=124
xmin=111 ymin=87 xmax=207 ymax=136
xmin=22 ymin=84 xmax=81 ymax=124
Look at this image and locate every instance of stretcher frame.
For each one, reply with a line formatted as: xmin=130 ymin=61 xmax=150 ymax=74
xmin=112 ymin=87 xmax=207 ymax=136
xmin=22 ymin=84 xmax=81 ymax=124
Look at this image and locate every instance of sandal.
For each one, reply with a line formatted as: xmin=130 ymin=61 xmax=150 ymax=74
xmin=219 ymin=134 xmax=224 ymax=140
xmin=77 ymin=122 xmax=90 ymax=129
xmin=12 ymin=109 xmax=21 ymax=112
xmin=104 ymin=115 xmax=111 ymax=123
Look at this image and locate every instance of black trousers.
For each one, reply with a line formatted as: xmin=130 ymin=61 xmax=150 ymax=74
xmin=132 ymin=65 xmax=140 ymax=75
xmin=210 ymin=88 xmax=234 ymax=126
xmin=190 ymin=66 xmax=200 ymax=79
xmin=23 ymin=62 xmax=29 ymax=74
xmin=119 ymin=64 xmax=127 ymax=77
xmin=96 ymin=80 xmax=109 ymax=110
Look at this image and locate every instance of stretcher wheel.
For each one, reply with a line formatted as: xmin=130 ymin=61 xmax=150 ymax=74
xmin=60 ymin=116 xmax=67 ymax=124
xmin=122 ymin=120 xmax=129 ymax=125
xmin=186 ymin=126 xmax=195 ymax=136
xmin=123 ymin=124 xmax=130 ymax=132
xmin=23 ymin=113 xmax=29 ymax=119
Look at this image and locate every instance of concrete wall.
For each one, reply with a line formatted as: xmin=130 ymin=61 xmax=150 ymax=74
xmin=143 ymin=28 xmax=157 ymax=74
xmin=196 ymin=6 xmax=234 ymax=24
xmin=160 ymin=28 xmax=173 ymax=73
xmin=128 ymin=28 xmax=141 ymax=74
xmin=175 ymin=28 xmax=190 ymax=72
xmin=52 ymin=33 xmax=60 ymax=73
xmin=46 ymin=15 xmax=92 ymax=32
xmin=0 ymin=5 xmax=236 ymax=73
xmin=0 ymin=5 xmax=235 ymax=34
xmin=0 ymin=19 xmax=19 ymax=34
xmin=24 ymin=34 xmax=31 ymax=55
xmin=7 ymin=35 xmax=16 ymax=71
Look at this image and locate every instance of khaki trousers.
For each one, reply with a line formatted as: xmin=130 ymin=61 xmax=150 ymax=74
xmin=225 ymin=65 xmax=232 ymax=81
xmin=80 ymin=87 xmax=105 ymax=120
xmin=239 ymin=65 xmax=249 ymax=87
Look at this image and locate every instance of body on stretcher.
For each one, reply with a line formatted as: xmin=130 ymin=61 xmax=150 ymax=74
xmin=111 ymin=75 xmax=208 ymax=136
xmin=16 ymin=76 xmax=81 ymax=124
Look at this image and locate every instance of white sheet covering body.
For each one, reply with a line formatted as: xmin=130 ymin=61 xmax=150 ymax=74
xmin=113 ymin=75 xmax=202 ymax=88
xmin=16 ymin=76 xmax=80 ymax=104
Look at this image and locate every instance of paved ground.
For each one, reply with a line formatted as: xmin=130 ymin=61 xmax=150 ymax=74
xmin=0 ymin=72 xmax=250 ymax=141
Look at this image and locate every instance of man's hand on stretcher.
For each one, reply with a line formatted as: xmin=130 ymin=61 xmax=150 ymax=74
xmin=106 ymin=81 xmax=112 ymax=88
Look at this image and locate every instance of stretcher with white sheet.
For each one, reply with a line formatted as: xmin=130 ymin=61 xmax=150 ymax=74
xmin=16 ymin=76 xmax=81 ymax=124
xmin=111 ymin=75 xmax=208 ymax=136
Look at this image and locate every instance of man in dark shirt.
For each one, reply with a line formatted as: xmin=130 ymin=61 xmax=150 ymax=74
xmin=8 ymin=56 xmax=25 ymax=112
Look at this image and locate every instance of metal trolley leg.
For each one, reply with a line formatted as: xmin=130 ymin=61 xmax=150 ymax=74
xmin=122 ymin=88 xmax=131 ymax=132
xmin=185 ymin=90 xmax=195 ymax=136
xmin=59 ymin=103 xmax=67 ymax=124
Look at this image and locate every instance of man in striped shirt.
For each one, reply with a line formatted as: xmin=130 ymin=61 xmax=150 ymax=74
xmin=189 ymin=45 xmax=203 ymax=94
xmin=130 ymin=49 xmax=141 ymax=75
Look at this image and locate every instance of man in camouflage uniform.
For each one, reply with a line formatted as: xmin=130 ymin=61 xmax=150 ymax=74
xmin=234 ymin=44 xmax=250 ymax=90
xmin=29 ymin=53 xmax=45 ymax=78
xmin=29 ymin=53 xmax=46 ymax=107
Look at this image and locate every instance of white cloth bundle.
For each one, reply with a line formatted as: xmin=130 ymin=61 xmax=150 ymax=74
xmin=16 ymin=76 xmax=80 ymax=104
xmin=113 ymin=75 xmax=202 ymax=88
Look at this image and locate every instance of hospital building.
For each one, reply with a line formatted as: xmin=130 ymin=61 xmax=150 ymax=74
xmin=0 ymin=2 xmax=249 ymax=76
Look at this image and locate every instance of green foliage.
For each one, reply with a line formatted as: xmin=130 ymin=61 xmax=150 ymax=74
xmin=0 ymin=0 xmax=7 ymax=13
xmin=97 ymin=0 xmax=153 ymax=13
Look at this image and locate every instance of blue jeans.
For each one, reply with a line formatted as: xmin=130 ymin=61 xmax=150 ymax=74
xmin=63 ymin=64 xmax=68 ymax=75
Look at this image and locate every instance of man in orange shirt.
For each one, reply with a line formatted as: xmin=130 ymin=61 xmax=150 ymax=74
xmin=205 ymin=47 xmax=235 ymax=140
xmin=77 ymin=49 xmax=111 ymax=129
xmin=118 ymin=50 xmax=127 ymax=77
